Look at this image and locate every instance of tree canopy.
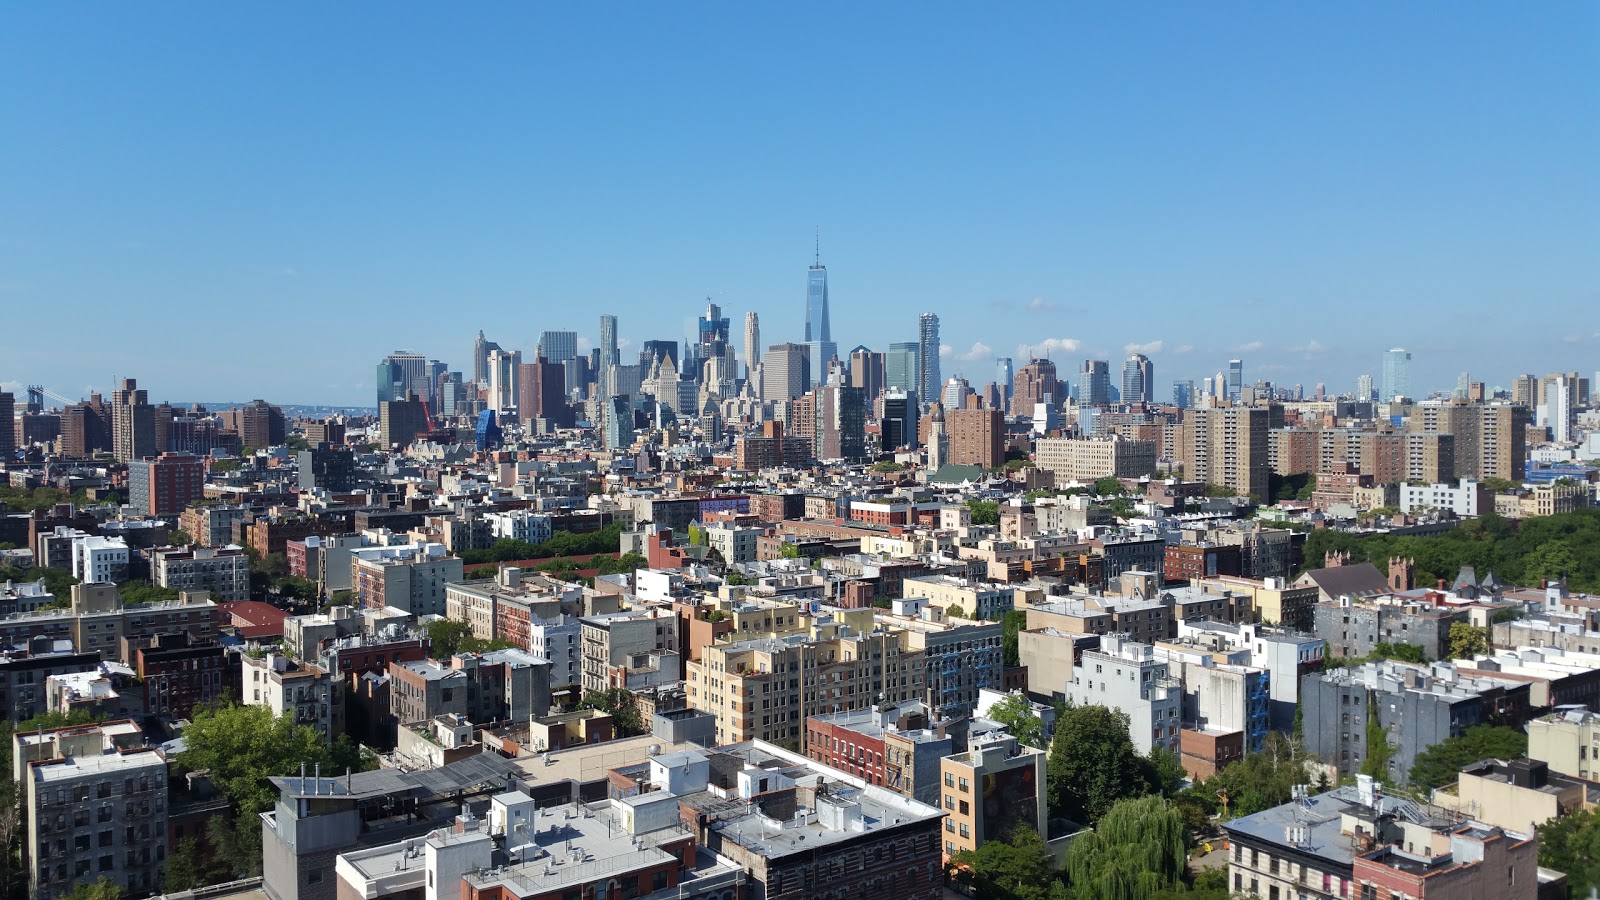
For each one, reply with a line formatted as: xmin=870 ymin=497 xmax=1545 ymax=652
xmin=1001 ymin=609 xmax=1028 ymax=667
xmin=1063 ymin=795 xmax=1188 ymax=900
xmin=967 ymin=499 xmax=1000 ymax=526
xmin=1447 ymin=622 xmax=1489 ymax=660
xmin=987 ymin=693 xmax=1046 ymax=749
xmin=1301 ymin=509 xmax=1600 ymax=591
xmin=425 ymin=618 xmax=516 ymax=658
xmin=1407 ymin=725 xmax=1527 ymax=792
xmin=1047 ymin=705 xmax=1155 ymax=825
xmin=579 ymin=688 xmax=645 ymax=737
xmin=458 ymin=524 xmax=623 ymax=565
xmin=950 ymin=825 xmax=1063 ymax=900
xmin=1538 ymin=806 xmax=1600 ymax=897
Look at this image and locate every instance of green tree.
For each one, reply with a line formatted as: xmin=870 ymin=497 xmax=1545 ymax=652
xmin=168 ymin=529 xmax=194 ymax=546
xmin=161 ymin=837 xmax=220 ymax=893
xmin=425 ymin=619 xmax=475 ymax=658
xmin=870 ymin=460 xmax=906 ymax=473
xmin=1200 ymin=732 xmax=1312 ymax=819
xmin=987 ymin=693 xmax=1046 ymax=749
xmin=177 ymin=704 xmax=341 ymax=876
xmin=724 ymin=571 xmax=749 ymax=586
xmin=1407 ymin=725 xmax=1528 ymax=792
xmin=1063 ymin=795 xmax=1187 ymax=900
xmin=64 ymin=877 xmax=123 ymax=900
xmin=1093 ymin=477 xmax=1126 ymax=496
xmin=579 ymin=688 xmax=645 ymax=737
xmin=946 ymin=604 xmax=967 ymax=620
xmin=779 ymin=542 xmax=802 ymax=559
xmin=1048 ymin=705 xmax=1152 ymax=825
xmin=951 ymin=825 xmax=1062 ymax=900
xmin=1447 ymin=622 xmax=1489 ymax=660
xmin=1001 ymin=609 xmax=1028 ymax=667
xmin=1143 ymin=746 xmax=1188 ymax=797
xmin=1537 ymin=806 xmax=1600 ymax=896
xmin=967 ymin=499 xmax=1000 ymax=526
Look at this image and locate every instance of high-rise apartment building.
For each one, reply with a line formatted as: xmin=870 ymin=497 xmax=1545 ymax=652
xmin=1356 ymin=374 xmax=1375 ymax=402
xmin=947 ymin=408 xmax=1004 ymax=469
xmin=995 ymin=357 xmax=1014 ymax=411
xmin=1122 ymin=353 xmax=1154 ymax=404
xmin=598 ymin=314 xmax=619 ymax=398
xmin=743 ymin=312 xmax=761 ymax=378
xmin=1408 ymin=401 xmax=1530 ymax=481
xmin=812 ymin=384 xmax=867 ymax=462
xmin=376 ymin=352 xmax=431 ymax=408
xmin=917 ymin=313 xmax=941 ymax=408
xmin=127 ymin=452 xmax=205 ymax=516
xmin=110 ymin=378 xmax=156 ymax=463
xmin=0 ymin=392 xmax=14 ymax=460
xmin=1227 ymin=359 xmax=1243 ymax=402
xmin=1381 ymin=348 xmax=1412 ymax=402
xmin=1077 ymin=360 xmax=1110 ymax=407
xmin=1011 ymin=358 xmax=1059 ymax=418
xmin=1181 ymin=405 xmax=1270 ymax=499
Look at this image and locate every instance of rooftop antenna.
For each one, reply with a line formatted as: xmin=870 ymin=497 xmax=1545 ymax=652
xmin=814 ymin=226 xmax=821 ymax=266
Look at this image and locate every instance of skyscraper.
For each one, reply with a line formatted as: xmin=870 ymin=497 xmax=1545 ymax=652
xmin=1122 ymin=354 xmax=1154 ymax=405
xmin=598 ymin=314 xmax=619 ymax=399
xmin=805 ymin=243 xmax=830 ymax=343
xmin=1356 ymin=374 xmax=1375 ymax=402
xmin=377 ymin=351 xmax=430 ymax=408
xmin=0 ymin=392 xmax=15 ymax=460
xmin=743 ymin=312 xmax=761 ymax=378
xmin=1077 ymin=360 xmax=1110 ymax=407
xmin=111 ymin=378 xmax=155 ymax=462
xmin=472 ymin=330 xmax=490 ymax=385
xmin=537 ymin=331 xmax=578 ymax=365
xmin=762 ymin=343 xmax=810 ymax=401
xmin=848 ymin=346 xmax=884 ymax=407
xmin=1011 ymin=359 xmax=1059 ymax=418
xmin=805 ymin=340 xmax=837 ymax=391
xmin=996 ymin=357 xmax=1014 ymax=411
xmin=1381 ymin=348 xmax=1411 ymax=402
xmin=1172 ymin=380 xmax=1194 ymax=409
xmin=917 ymin=313 xmax=941 ymax=409
xmin=885 ymin=342 xmax=919 ymax=402
xmin=881 ymin=388 xmax=918 ymax=451
xmin=1227 ymin=359 xmax=1243 ymax=402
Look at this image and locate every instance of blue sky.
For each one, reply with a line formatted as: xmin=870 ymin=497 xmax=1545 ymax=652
xmin=2 ymin=4 xmax=1595 ymax=406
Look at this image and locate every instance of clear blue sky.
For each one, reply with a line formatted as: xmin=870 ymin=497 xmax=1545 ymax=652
xmin=2 ymin=4 xmax=1595 ymax=406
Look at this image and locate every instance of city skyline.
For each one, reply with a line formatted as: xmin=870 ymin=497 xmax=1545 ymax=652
xmin=2 ymin=5 xmax=1596 ymax=405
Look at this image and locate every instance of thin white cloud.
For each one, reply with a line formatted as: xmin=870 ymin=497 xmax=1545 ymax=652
xmin=281 ymin=268 xmax=299 ymax=277
xmin=1173 ymin=345 xmax=1195 ymax=355
xmin=1018 ymin=338 xmax=1081 ymax=359
xmin=940 ymin=344 xmax=955 ymax=359
xmin=1027 ymin=297 xmax=1056 ymax=312
xmin=957 ymin=342 xmax=993 ymax=362
xmin=1234 ymin=341 xmax=1264 ymax=353
xmin=576 ymin=336 xmax=594 ymax=353
xmin=1123 ymin=340 xmax=1164 ymax=355
xmin=617 ymin=338 xmax=633 ymax=350
xmin=1562 ymin=333 xmax=1584 ymax=344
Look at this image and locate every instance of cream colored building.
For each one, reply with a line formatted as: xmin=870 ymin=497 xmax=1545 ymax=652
xmin=686 ymin=626 xmax=925 ymax=751
xmin=1035 ymin=436 xmax=1158 ymax=482
xmin=1528 ymin=708 xmax=1600 ymax=780
xmin=1430 ymin=758 xmax=1589 ymax=835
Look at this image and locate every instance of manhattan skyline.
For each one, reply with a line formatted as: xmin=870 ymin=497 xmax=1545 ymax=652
xmin=2 ymin=5 xmax=1596 ymax=405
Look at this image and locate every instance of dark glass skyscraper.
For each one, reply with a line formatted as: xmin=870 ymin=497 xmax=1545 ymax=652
xmin=918 ymin=313 xmax=940 ymax=408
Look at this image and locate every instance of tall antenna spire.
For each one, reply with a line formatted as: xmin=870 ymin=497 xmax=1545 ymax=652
xmin=814 ymin=226 xmax=820 ymax=266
